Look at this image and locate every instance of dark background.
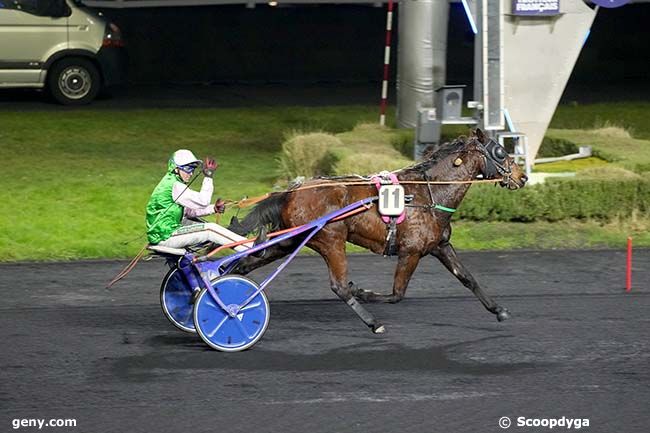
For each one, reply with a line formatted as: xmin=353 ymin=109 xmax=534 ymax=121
xmin=98 ymin=3 xmax=650 ymax=98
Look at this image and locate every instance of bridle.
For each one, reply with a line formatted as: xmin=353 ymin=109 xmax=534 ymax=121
xmin=475 ymin=138 xmax=513 ymax=184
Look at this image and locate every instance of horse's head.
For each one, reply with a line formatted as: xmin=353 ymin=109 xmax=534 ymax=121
xmin=467 ymin=129 xmax=528 ymax=190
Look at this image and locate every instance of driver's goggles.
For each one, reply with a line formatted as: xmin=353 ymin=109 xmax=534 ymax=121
xmin=178 ymin=163 xmax=199 ymax=174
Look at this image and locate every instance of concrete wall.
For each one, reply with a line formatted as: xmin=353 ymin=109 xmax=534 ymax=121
xmin=503 ymin=0 xmax=597 ymax=166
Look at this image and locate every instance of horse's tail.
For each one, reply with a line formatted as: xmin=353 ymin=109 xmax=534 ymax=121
xmin=229 ymin=192 xmax=289 ymax=235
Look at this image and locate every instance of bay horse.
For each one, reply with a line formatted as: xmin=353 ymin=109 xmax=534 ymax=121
xmin=229 ymin=129 xmax=528 ymax=333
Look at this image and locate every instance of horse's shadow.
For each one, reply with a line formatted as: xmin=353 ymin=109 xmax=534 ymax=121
xmin=111 ymin=333 xmax=546 ymax=383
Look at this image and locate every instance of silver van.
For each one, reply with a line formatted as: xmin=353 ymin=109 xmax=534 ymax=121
xmin=0 ymin=0 xmax=126 ymax=105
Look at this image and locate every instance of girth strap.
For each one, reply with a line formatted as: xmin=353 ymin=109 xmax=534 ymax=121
xmin=383 ymin=218 xmax=398 ymax=257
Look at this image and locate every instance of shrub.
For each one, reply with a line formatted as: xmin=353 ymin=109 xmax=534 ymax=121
xmin=577 ymin=166 xmax=640 ymax=180
xmin=277 ymin=131 xmax=340 ymax=179
xmin=390 ymin=128 xmax=415 ymax=158
xmin=459 ymin=178 xmax=650 ymax=222
xmin=334 ymin=153 xmax=406 ymax=176
xmin=591 ymin=121 xmax=634 ymax=139
xmin=538 ymin=136 xmax=579 ymax=157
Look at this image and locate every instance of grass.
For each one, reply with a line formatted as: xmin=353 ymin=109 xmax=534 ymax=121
xmin=277 ymin=123 xmax=413 ymax=179
xmin=333 ymin=123 xmax=413 ymax=174
xmin=0 ymin=107 xmax=377 ymax=261
xmin=529 ymin=157 xmax=609 ymax=173
xmin=451 ymin=217 xmax=650 ymax=250
xmin=550 ymin=102 xmax=650 ymax=140
xmin=1 ymin=102 xmax=649 ymax=261
xmin=545 ymin=128 xmax=650 ymax=173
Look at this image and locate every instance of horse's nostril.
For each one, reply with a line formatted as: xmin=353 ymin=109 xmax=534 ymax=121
xmin=522 ymin=174 xmax=529 ymax=183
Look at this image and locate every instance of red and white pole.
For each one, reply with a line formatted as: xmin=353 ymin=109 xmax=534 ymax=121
xmin=626 ymin=236 xmax=633 ymax=292
xmin=379 ymin=0 xmax=394 ymax=126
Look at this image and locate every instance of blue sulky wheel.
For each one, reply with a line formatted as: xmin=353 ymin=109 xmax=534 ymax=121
xmin=160 ymin=268 xmax=196 ymax=333
xmin=193 ymin=275 xmax=270 ymax=352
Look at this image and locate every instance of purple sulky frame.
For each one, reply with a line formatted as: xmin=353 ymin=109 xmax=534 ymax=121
xmin=186 ymin=196 xmax=376 ymax=318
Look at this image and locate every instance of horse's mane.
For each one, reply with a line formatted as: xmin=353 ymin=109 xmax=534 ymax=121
xmin=399 ymin=135 xmax=471 ymax=175
xmin=301 ymin=136 xmax=473 ymax=185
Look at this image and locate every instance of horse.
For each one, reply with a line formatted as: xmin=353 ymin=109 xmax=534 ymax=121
xmin=229 ymin=129 xmax=528 ymax=334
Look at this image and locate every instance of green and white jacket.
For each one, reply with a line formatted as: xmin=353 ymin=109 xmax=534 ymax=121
xmin=145 ymin=166 xmax=215 ymax=244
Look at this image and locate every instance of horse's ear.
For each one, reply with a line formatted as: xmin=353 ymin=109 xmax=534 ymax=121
xmin=473 ymin=128 xmax=487 ymax=143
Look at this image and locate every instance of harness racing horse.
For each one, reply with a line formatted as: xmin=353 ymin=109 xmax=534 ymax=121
xmin=229 ymin=129 xmax=528 ymax=334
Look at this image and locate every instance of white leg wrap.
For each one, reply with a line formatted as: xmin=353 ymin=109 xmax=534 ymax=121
xmin=159 ymin=223 xmax=253 ymax=252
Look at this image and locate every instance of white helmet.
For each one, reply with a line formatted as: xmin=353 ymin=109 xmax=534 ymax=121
xmin=169 ymin=149 xmax=201 ymax=171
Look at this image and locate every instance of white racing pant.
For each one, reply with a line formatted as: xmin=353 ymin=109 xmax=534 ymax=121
xmin=158 ymin=223 xmax=252 ymax=252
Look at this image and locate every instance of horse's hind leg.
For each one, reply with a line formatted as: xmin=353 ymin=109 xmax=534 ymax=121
xmin=312 ymin=238 xmax=385 ymax=334
xmin=353 ymin=253 xmax=421 ymax=303
xmin=431 ymin=242 xmax=510 ymax=321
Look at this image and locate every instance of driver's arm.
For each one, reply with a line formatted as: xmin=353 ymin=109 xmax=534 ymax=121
xmin=172 ymin=178 xmax=213 ymax=208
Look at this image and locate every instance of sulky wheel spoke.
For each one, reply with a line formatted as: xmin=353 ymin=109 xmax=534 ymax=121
xmin=234 ymin=316 xmax=253 ymax=340
xmin=240 ymin=301 xmax=261 ymax=312
xmin=206 ymin=314 xmax=229 ymax=339
xmin=179 ymin=308 xmax=192 ymax=323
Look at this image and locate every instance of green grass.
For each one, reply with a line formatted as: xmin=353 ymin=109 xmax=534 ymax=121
xmin=2 ymin=102 xmax=649 ymax=262
xmin=0 ymin=107 xmax=378 ymax=261
xmin=333 ymin=123 xmax=413 ymax=174
xmin=277 ymin=123 xmax=413 ymax=179
xmin=551 ymin=102 xmax=650 ymax=140
xmin=524 ymin=157 xmax=609 ymax=173
xmin=451 ymin=217 xmax=650 ymax=250
xmin=545 ymin=128 xmax=650 ymax=173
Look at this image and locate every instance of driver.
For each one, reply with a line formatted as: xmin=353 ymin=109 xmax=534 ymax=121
xmin=146 ymin=149 xmax=252 ymax=252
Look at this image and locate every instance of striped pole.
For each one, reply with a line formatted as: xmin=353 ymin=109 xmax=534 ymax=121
xmin=379 ymin=0 xmax=394 ymax=126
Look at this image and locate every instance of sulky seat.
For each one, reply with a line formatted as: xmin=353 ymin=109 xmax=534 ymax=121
xmin=147 ymin=245 xmax=187 ymax=256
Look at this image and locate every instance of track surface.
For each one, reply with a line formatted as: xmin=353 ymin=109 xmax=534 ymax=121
xmin=1 ymin=250 xmax=648 ymax=433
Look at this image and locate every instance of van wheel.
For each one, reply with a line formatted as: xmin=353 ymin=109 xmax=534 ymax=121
xmin=48 ymin=58 xmax=101 ymax=105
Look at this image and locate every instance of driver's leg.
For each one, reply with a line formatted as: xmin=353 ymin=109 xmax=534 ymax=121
xmin=159 ymin=223 xmax=252 ymax=252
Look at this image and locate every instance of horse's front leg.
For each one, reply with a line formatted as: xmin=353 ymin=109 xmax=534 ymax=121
xmin=352 ymin=253 xmax=421 ymax=303
xmin=311 ymin=237 xmax=386 ymax=334
xmin=431 ymin=242 xmax=510 ymax=321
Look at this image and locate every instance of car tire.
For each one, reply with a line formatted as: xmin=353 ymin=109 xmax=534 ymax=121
xmin=48 ymin=57 xmax=101 ymax=105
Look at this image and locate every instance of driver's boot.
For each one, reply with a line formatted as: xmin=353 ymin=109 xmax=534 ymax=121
xmin=252 ymin=226 xmax=268 ymax=258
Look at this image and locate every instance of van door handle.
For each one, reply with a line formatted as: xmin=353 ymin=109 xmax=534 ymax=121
xmin=77 ymin=25 xmax=89 ymax=31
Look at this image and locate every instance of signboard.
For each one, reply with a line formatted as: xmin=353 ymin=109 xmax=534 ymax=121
xmin=592 ymin=0 xmax=629 ymax=8
xmin=512 ymin=0 xmax=560 ymax=16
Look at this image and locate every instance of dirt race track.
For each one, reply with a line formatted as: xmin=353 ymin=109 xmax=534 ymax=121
xmin=1 ymin=249 xmax=649 ymax=433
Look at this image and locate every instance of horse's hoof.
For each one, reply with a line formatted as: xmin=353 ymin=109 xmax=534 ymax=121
xmin=371 ymin=323 xmax=386 ymax=334
xmin=496 ymin=308 xmax=511 ymax=322
xmin=348 ymin=281 xmax=360 ymax=295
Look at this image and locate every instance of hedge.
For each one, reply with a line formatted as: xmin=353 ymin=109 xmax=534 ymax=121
xmin=457 ymin=178 xmax=650 ymax=222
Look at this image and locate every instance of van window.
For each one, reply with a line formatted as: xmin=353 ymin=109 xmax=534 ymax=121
xmin=3 ymin=0 xmax=68 ymax=17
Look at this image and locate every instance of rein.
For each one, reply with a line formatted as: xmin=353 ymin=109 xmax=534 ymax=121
xmin=226 ymin=178 xmax=502 ymax=209
xmin=226 ymin=138 xmax=513 ymax=211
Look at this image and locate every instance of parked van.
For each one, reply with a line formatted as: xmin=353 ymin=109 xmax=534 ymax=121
xmin=0 ymin=0 xmax=126 ymax=105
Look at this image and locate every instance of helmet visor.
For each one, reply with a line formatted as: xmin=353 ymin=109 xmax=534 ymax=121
xmin=178 ymin=163 xmax=200 ymax=174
